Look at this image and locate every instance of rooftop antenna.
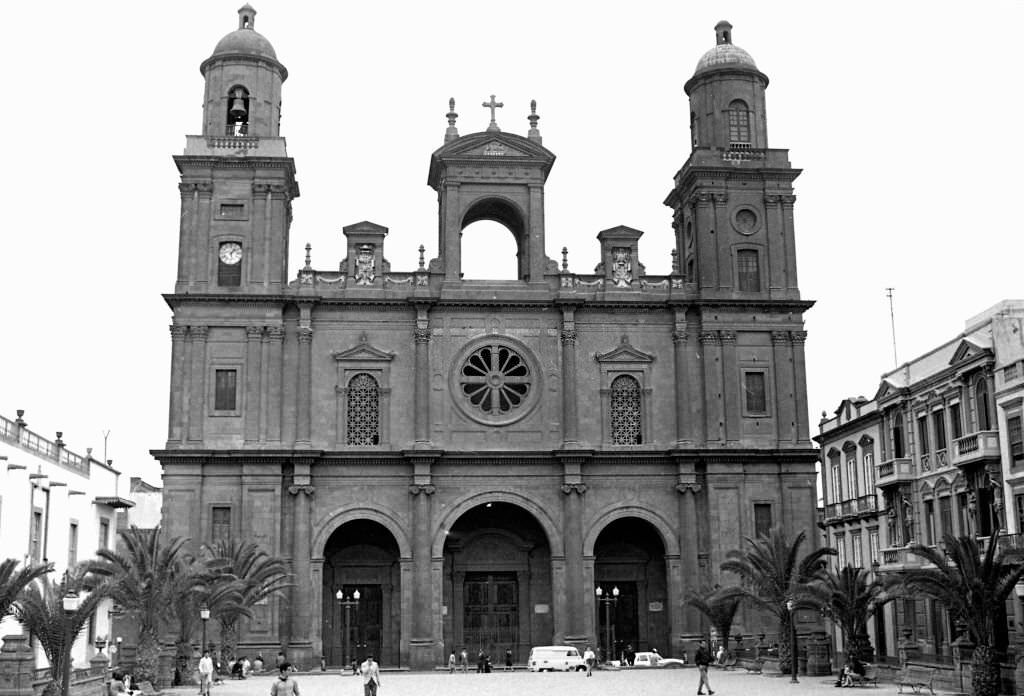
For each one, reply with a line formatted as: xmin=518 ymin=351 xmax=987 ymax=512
xmin=886 ymin=288 xmax=898 ymax=367
xmin=103 ymin=430 xmax=111 ymax=464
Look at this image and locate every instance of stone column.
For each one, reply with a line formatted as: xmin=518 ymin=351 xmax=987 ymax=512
xmin=408 ymin=483 xmax=436 ymax=668
xmin=763 ymin=195 xmax=785 ymax=292
xmin=176 ymin=183 xmax=196 ymax=288
xmin=561 ymin=480 xmax=587 ymax=648
xmin=712 ymin=193 xmax=729 ymax=290
xmin=560 ymin=309 xmax=579 ymax=447
xmin=288 ymin=483 xmax=315 ymax=652
xmin=720 ymin=331 xmax=739 ymax=444
xmin=781 ymin=195 xmax=799 ymax=293
xmin=266 ymin=326 xmax=284 ymax=444
xmin=791 ymin=331 xmax=810 ymax=444
xmin=196 ymin=183 xmax=213 ymax=289
xmin=413 ymin=326 xmax=431 ymax=446
xmin=700 ymin=331 xmax=722 ymax=444
xmin=167 ymin=325 xmax=188 ymax=445
xmin=268 ymin=184 xmax=289 ymax=291
xmin=693 ymin=192 xmax=716 ymax=289
xmin=672 ymin=319 xmax=691 ymax=447
xmin=676 ymin=479 xmax=701 ymax=627
xmin=296 ymin=327 xmax=313 ymax=447
xmin=772 ymin=331 xmax=796 ymax=444
xmin=187 ymin=326 xmax=209 ymax=443
xmin=244 ymin=326 xmax=263 ymax=443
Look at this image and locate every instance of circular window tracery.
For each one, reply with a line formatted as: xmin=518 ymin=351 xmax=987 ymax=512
xmin=460 ymin=344 xmax=530 ymax=414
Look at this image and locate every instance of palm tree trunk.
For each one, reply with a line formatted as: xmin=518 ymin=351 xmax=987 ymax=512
xmin=137 ymin=626 xmax=161 ymax=684
xmin=779 ymin=616 xmax=793 ymax=674
xmin=220 ymin=620 xmax=239 ymax=666
xmin=972 ymin=644 xmax=1000 ymax=696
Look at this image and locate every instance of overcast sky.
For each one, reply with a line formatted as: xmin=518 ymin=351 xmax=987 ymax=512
xmin=2 ymin=1 xmax=1021 ymax=485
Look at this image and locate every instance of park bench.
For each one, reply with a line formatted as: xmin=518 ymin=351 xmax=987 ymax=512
xmin=847 ymin=663 xmax=878 ymax=687
xmin=896 ymin=665 xmax=935 ymax=695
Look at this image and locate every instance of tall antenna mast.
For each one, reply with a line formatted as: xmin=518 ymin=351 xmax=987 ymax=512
xmin=886 ymin=288 xmax=898 ymax=367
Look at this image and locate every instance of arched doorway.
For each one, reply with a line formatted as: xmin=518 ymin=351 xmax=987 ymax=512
xmin=442 ymin=502 xmax=552 ymax=663
xmin=593 ymin=517 xmax=669 ymax=660
xmin=322 ymin=520 xmax=401 ymax=667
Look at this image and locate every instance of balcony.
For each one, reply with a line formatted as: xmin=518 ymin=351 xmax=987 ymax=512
xmin=878 ymin=546 xmax=931 ymax=571
xmin=951 ymin=431 xmax=1001 ymax=467
xmin=876 ymin=457 xmax=914 ymax=485
xmin=823 ymin=503 xmax=842 ymax=523
xmin=857 ymin=495 xmax=879 ymax=515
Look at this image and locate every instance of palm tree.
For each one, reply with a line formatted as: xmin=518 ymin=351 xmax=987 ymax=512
xmin=13 ymin=564 xmax=111 ymax=696
xmin=203 ymin=540 xmax=291 ymax=664
xmin=814 ymin=564 xmax=893 ymax=663
xmin=0 ymin=558 xmax=53 ymax=620
xmin=902 ymin=534 xmax=1024 ymax=696
xmin=95 ymin=526 xmax=191 ymax=684
xmin=685 ymin=587 xmax=742 ymax=650
xmin=719 ymin=526 xmax=836 ymax=674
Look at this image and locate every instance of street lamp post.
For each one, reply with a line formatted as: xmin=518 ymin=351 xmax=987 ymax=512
xmin=595 ymin=586 xmax=619 ymax=664
xmin=335 ymin=589 xmax=360 ymax=669
xmin=786 ymin=599 xmax=799 ymax=684
xmin=200 ymin=605 xmax=210 ymax=656
xmin=62 ymin=592 xmax=81 ymax=696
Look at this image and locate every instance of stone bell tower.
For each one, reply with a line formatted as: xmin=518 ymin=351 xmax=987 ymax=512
xmin=426 ymin=98 xmax=556 ymax=284
xmin=665 ymin=21 xmax=801 ymax=302
xmin=173 ymin=3 xmax=298 ymax=295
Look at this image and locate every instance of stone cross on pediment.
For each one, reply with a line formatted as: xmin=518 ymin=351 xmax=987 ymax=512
xmin=482 ymin=94 xmax=503 ymax=132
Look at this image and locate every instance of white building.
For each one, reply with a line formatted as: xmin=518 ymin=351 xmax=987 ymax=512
xmin=0 ymin=410 xmax=134 ymax=668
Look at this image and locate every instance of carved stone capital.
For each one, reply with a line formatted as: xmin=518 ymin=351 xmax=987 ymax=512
xmin=719 ymin=330 xmax=737 ymax=344
xmin=178 ymin=182 xmax=197 ymax=195
xmin=560 ymin=483 xmax=587 ymax=496
xmin=196 ymin=182 xmax=214 ymax=196
xmin=675 ymin=482 xmax=703 ymax=495
xmin=287 ymin=485 xmax=315 ymax=497
xmin=790 ymin=330 xmax=808 ymax=344
xmin=780 ymin=194 xmax=797 ymax=207
xmin=408 ymin=484 xmax=436 ymax=496
xmin=712 ymin=193 xmax=728 ymax=207
xmin=414 ymin=328 xmax=432 ymax=344
xmin=170 ymin=325 xmax=189 ymax=340
xmin=269 ymin=183 xmax=290 ymax=196
xmin=672 ymin=331 xmax=688 ymax=345
xmin=699 ymin=331 xmax=719 ymax=345
xmin=560 ymin=329 xmax=577 ymax=345
xmin=694 ymin=192 xmax=712 ymax=207
xmin=252 ymin=182 xmax=272 ymax=194
xmin=266 ymin=326 xmax=285 ymax=342
xmin=246 ymin=326 xmax=264 ymax=340
xmin=763 ymin=194 xmax=781 ymax=207
xmin=771 ymin=330 xmax=790 ymax=345
xmin=189 ymin=325 xmax=209 ymax=341
xmin=297 ymin=327 xmax=314 ymax=344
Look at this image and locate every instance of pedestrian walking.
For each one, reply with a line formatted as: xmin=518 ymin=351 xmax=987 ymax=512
xmin=695 ymin=640 xmax=714 ymax=695
xmin=448 ymin=651 xmax=456 ymax=674
xmin=583 ymin=646 xmax=596 ymax=677
xmin=459 ymin=648 xmax=469 ymax=673
xmin=360 ymin=654 xmax=381 ymax=696
xmin=198 ymin=650 xmax=214 ymax=696
xmin=505 ymin=648 xmax=513 ymax=671
xmin=269 ymin=663 xmax=299 ymax=696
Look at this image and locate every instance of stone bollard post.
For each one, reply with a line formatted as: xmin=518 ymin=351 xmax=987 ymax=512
xmin=0 ymin=635 xmax=37 ymax=696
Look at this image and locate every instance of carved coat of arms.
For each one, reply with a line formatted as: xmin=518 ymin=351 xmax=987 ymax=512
xmin=611 ymin=248 xmax=632 ymax=287
xmin=355 ymin=244 xmax=376 ymax=285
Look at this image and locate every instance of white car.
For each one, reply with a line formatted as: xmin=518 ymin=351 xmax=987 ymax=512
xmin=632 ymin=651 xmax=687 ymax=668
xmin=528 ymin=645 xmax=587 ymax=672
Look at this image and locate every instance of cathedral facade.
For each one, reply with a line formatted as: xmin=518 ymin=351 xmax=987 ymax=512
xmin=155 ymin=7 xmax=818 ymax=669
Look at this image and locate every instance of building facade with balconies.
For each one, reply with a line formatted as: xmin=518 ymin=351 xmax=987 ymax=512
xmin=0 ymin=410 xmax=135 ymax=668
xmin=818 ymin=300 xmax=1024 ymax=662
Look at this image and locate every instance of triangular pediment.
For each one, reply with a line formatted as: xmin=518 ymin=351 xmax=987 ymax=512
xmin=462 ymin=139 xmax=530 ymax=158
xmin=332 ymin=334 xmax=394 ymax=362
xmin=436 ymin=131 xmax=553 ymax=160
xmin=595 ymin=336 xmax=655 ymax=364
xmin=950 ymin=337 xmax=989 ymax=365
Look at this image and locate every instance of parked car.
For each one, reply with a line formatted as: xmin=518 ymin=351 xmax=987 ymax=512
xmin=633 ymin=651 xmax=686 ymax=668
xmin=528 ymin=646 xmax=587 ymax=672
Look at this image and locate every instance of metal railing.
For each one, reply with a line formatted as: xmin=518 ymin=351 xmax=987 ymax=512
xmin=0 ymin=414 xmax=91 ymax=474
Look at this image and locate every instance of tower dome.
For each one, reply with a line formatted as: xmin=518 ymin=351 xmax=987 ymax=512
xmin=206 ymin=5 xmax=279 ymax=65
xmin=693 ymin=21 xmax=758 ymax=75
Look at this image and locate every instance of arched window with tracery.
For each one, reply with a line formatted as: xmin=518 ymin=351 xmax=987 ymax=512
xmin=346 ymin=373 xmax=380 ymax=445
xmin=728 ymin=99 xmax=750 ymax=144
xmin=610 ymin=375 xmax=642 ymax=445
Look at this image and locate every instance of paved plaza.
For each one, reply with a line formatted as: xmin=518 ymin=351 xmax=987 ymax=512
xmin=164 ymin=669 xmax=925 ymax=696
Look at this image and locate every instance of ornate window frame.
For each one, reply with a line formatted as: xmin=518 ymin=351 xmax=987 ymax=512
xmin=448 ymin=334 xmax=542 ymax=426
xmin=333 ymin=334 xmax=394 ymax=448
xmin=595 ymin=336 xmax=654 ymax=447
xmin=207 ymin=359 xmax=243 ymax=417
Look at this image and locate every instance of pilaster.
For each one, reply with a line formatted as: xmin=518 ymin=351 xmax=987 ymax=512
xmin=187 ymin=325 xmax=209 ymax=443
xmin=700 ymin=331 xmax=723 ymax=443
xmin=196 ymin=183 xmax=213 ymax=290
xmin=791 ymin=330 xmax=810 ymax=444
xmin=560 ymin=306 xmax=580 ymax=447
xmin=167 ymin=325 xmax=188 ymax=445
xmin=781 ymin=194 xmax=799 ymax=293
xmin=288 ymin=480 xmax=315 ymax=650
xmin=772 ymin=331 xmax=796 ymax=444
xmin=244 ymin=326 xmax=263 ymax=443
xmin=557 ymin=450 xmax=589 ymax=648
xmin=720 ymin=330 xmax=739 ymax=443
xmin=413 ymin=304 xmax=432 ymax=447
xmin=296 ymin=316 xmax=313 ymax=448
xmin=176 ymin=183 xmax=197 ymax=290
xmin=672 ymin=312 xmax=691 ymax=446
xmin=265 ymin=326 xmax=284 ymax=443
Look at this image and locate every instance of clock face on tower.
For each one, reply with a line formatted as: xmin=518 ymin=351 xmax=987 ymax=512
xmin=219 ymin=242 xmax=243 ymax=265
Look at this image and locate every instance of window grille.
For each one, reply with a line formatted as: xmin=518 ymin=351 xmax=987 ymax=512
xmin=728 ymin=100 xmax=751 ymax=143
xmin=737 ymin=250 xmax=760 ymax=292
xmin=610 ymin=375 xmax=642 ymax=445
xmin=211 ymin=506 xmax=231 ymax=544
xmin=460 ymin=344 xmax=531 ymax=414
xmin=214 ymin=370 xmax=237 ymax=411
xmin=346 ymin=373 xmax=381 ymax=446
xmin=744 ymin=371 xmax=767 ymax=413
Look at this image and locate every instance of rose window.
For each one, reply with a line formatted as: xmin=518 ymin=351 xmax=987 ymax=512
xmin=459 ymin=344 xmax=531 ymax=415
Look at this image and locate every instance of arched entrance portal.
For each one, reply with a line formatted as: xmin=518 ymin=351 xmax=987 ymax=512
xmin=593 ymin=517 xmax=669 ymax=660
xmin=443 ymin=502 xmax=552 ymax=663
xmin=322 ymin=520 xmax=400 ymax=667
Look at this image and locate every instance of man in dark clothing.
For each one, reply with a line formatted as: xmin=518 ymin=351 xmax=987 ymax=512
xmin=695 ymin=640 xmax=714 ymax=695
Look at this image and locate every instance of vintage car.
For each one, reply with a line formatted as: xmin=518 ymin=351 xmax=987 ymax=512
xmin=632 ymin=651 xmax=687 ymax=668
xmin=528 ymin=645 xmax=587 ymax=672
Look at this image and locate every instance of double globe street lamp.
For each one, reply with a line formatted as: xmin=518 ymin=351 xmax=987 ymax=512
xmin=595 ymin=585 xmax=619 ymax=664
xmin=786 ymin=599 xmax=799 ymax=684
xmin=335 ymin=589 xmax=361 ymax=669
xmin=200 ymin=605 xmax=211 ymax=655
xmin=61 ymin=592 xmax=82 ymax=696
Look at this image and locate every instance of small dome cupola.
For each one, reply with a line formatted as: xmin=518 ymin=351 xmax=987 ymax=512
xmin=691 ymin=20 xmax=760 ymax=77
xmin=208 ymin=4 xmax=279 ymax=63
